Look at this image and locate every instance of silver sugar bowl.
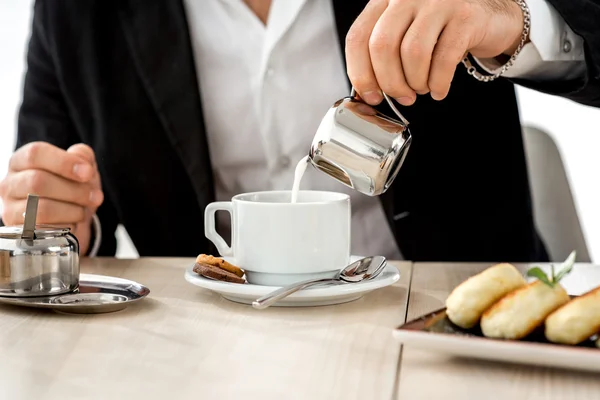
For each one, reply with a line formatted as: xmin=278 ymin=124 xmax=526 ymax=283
xmin=309 ymin=89 xmax=412 ymax=196
xmin=0 ymin=194 xmax=79 ymax=297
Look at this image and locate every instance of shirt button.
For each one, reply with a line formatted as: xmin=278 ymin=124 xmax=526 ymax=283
xmin=563 ymin=39 xmax=572 ymax=53
xmin=266 ymin=67 xmax=275 ymax=78
xmin=278 ymin=156 xmax=290 ymax=169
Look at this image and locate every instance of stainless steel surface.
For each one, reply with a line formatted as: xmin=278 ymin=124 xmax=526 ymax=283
xmin=351 ymin=87 xmax=409 ymax=126
xmin=21 ymin=194 xmax=38 ymax=241
xmin=0 ymin=273 xmax=150 ymax=314
xmin=0 ymin=226 xmax=72 ymax=240
xmin=309 ymin=89 xmax=411 ymax=196
xmin=252 ymin=256 xmax=387 ymax=309
xmin=0 ymin=194 xmax=80 ymax=297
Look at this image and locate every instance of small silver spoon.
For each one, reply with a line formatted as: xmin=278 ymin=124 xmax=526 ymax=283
xmin=252 ymin=256 xmax=387 ymax=310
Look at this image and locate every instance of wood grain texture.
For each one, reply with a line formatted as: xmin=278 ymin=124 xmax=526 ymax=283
xmin=0 ymin=258 xmax=411 ymax=400
xmin=397 ymin=262 xmax=600 ymax=400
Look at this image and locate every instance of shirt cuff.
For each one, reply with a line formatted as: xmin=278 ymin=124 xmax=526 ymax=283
xmin=473 ymin=0 xmax=586 ymax=81
xmin=88 ymin=213 xmax=102 ymax=257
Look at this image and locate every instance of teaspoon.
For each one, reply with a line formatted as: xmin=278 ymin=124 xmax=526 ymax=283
xmin=252 ymin=256 xmax=387 ymax=310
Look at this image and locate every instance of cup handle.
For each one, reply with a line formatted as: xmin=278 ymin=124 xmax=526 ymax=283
xmin=204 ymin=202 xmax=234 ymax=257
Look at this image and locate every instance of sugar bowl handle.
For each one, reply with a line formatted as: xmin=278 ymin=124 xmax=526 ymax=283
xmin=204 ymin=202 xmax=234 ymax=257
xmin=21 ymin=194 xmax=39 ymax=241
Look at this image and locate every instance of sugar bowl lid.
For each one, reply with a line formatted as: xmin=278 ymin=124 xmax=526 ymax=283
xmin=0 ymin=225 xmax=71 ymax=239
xmin=0 ymin=194 xmax=71 ymax=240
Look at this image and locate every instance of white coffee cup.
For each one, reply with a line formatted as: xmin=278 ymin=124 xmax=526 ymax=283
xmin=204 ymin=190 xmax=350 ymax=286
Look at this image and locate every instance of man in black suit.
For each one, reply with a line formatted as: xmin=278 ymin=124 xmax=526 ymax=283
xmin=0 ymin=0 xmax=598 ymax=262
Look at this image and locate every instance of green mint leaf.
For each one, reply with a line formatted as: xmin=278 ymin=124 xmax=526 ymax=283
xmin=526 ymin=267 xmax=554 ymax=288
xmin=553 ymin=250 xmax=576 ymax=283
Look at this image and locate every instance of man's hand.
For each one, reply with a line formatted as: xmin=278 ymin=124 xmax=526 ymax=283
xmin=0 ymin=142 xmax=104 ymax=255
xmin=346 ymin=0 xmax=525 ymax=105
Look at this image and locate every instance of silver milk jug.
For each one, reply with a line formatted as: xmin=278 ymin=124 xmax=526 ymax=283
xmin=309 ymin=89 xmax=411 ymax=196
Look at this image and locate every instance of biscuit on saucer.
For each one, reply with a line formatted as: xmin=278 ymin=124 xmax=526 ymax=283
xmin=196 ymin=254 xmax=244 ymax=278
xmin=193 ymin=262 xmax=245 ymax=284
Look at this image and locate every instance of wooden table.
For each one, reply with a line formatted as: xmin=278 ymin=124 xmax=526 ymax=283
xmin=2 ymin=258 xmax=600 ymax=400
xmin=398 ymin=262 xmax=600 ymax=400
xmin=0 ymin=257 xmax=411 ymax=400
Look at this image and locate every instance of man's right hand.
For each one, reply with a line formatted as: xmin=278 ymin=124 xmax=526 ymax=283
xmin=0 ymin=142 xmax=104 ymax=255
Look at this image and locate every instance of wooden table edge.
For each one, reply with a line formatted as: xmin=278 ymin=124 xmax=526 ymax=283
xmin=392 ymin=261 xmax=414 ymax=400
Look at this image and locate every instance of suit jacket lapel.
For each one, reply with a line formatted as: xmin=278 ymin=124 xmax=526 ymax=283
xmin=118 ymin=0 xmax=215 ymax=206
xmin=331 ymin=0 xmax=369 ymax=71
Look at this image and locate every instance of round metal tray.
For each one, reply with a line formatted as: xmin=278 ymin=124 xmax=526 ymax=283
xmin=0 ymin=273 xmax=150 ymax=314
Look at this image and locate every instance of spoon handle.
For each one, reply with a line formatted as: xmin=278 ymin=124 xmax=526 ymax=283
xmin=252 ymin=277 xmax=338 ymax=310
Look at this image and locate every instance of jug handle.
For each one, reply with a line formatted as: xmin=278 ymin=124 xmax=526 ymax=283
xmin=350 ymin=87 xmax=410 ymax=127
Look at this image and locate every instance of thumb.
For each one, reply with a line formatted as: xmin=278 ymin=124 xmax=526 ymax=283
xmin=68 ymin=143 xmax=102 ymax=191
xmin=67 ymin=144 xmax=96 ymax=167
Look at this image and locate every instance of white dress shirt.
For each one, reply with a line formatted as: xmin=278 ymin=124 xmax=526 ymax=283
xmin=182 ymin=0 xmax=402 ymax=260
xmin=89 ymin=0 xmax=585 ymax=258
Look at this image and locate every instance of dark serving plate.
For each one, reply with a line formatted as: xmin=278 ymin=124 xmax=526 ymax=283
xmin=393 ymin=307 xmax=600 ymax=373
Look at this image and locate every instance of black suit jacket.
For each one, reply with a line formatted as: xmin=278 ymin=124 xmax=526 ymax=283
xmin=13 ymin=0 xmax=600 ymax=262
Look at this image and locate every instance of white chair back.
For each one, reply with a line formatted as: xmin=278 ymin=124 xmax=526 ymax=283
xmin=522 ymin=125 xmax=591 ymax=262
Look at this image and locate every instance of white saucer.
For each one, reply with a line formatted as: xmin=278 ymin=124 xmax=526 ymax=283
xmin=184 ymin=256 xmax=400 ymax=307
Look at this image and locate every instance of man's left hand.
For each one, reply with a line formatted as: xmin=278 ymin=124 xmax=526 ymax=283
xmin=345 ymin=0 xmax=525 ymax=106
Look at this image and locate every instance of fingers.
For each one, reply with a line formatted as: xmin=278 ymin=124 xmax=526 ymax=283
xmin=401 ymin=8 xmax=451 ymax=97
xmin=346 ymin=0 xmax=483 ymax=104
xmin=0 ymin=142 xmax=104 ymax=231
xmin=429 ymin=19 xmax=472 ymax=100
xmin=370 ymin=5 xmax=416 ymax=105
xmin=0 ymin=169 xmax=103 ymax=208
xmin=2 ymin=197 xmax=85 ymax=226
xmin=9 ymin=142 xmax=95 ymax=183
xmin=345 ymin=0 xmax=388 ymax=105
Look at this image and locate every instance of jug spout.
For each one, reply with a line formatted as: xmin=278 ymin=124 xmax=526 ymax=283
xmin=309 ymin=91 xmax=412 ymax=196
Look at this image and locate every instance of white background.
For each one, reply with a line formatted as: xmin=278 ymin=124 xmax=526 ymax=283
xmin=1 ymin=1 xmax=598 ymax=261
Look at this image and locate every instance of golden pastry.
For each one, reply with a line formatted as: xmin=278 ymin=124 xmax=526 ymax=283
xmin=445 ymin=263 xmax=526 ymax=329
xmin=545 ymin=286 xmax=600 ymax=345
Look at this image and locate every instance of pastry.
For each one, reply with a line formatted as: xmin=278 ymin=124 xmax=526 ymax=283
xmin=479 ymin=251 xmax=576 ymax=340
xmin=196 ymin=254 xmax=244 ymax=278
xmin=545 ymin=286 xmax=600 ymax=345
xmin=445 ymin=263 xmax=526 ymax=329
xmin=480 ymin=280 xmax=569 ymax=340
xmin=193 ymin=262 xmax=245 ymax=284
